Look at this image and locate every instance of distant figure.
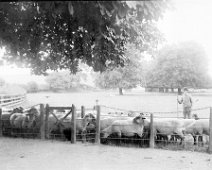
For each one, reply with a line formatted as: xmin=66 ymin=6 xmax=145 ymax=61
xmin=178 ymin=87 xmax=193 ymax=119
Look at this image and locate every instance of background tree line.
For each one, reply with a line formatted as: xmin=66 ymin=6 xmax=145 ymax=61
xmin=2 ymin=40 xmax=212 ymax=95
xmin=144 ymin=41 xmax=212 ymax=93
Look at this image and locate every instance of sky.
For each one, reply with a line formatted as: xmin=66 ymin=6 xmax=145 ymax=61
xmin=0 ymin=0 xmax=212 ymax=85
xmin=158 ymin=0 xmax=212 ymax=74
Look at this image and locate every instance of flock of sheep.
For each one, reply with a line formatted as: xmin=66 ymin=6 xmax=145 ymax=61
xmin=1 ymin=107 xmax=40 ymax=137
xmin=48 ymin=110 xmax=210 ymax=147
xmin=91 ymin=112 xmax=210 ymax=147
xmin=1 ymin=107 xmax=210 ymax=148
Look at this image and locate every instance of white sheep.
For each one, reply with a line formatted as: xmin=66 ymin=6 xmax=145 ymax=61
xmin=101 ymin=116 xmax=146 ymax=139
xmin=183 ymin=119 xmax=209 ymax=146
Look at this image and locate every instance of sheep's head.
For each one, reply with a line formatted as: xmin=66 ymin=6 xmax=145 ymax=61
xmin=81 ymin=113 xmax=96 ymax=132
xmin=133 ymin=115 xmax=146 ymax=125
xmin=12 ymin=107 xmax=24 ymax=113
xmin=25 ymin=107 xmax=39 ymax=128
xmin=192 ymin=113 xmax=199 ymax=120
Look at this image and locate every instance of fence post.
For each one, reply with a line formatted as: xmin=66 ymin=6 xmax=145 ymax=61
xmin=95 ymin=105 xmax=101 ymax=144
xmin=45 ymin=104 xmax=50 ymax=139
xmin=71 ymin=104 xmax=76 ymax=144
xmin=0 ymin=108 xmax=2 ymax=137
xmin=209 ymin=107 xmax=212 ymax=154
xmin=81 ymin=105 xmax=86 ymax=143
xmin=149 ymin=113 xmax=155 ymax=148
xmin=39 ymin=104 xmax=45 ymax=140
xmin=81 ymin=106 xmax=85 ymax=118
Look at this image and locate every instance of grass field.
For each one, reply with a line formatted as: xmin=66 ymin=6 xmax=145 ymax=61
xmin=26 ymin=90 xmax=212 ymax=118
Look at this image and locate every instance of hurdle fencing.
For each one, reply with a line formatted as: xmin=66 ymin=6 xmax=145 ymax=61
xmin=44 ymin=104 xmax=99 ymax=143
xmin=0 ymin=93 xmax=27 ymax=109
xmin=99 ymin=105 xmax=212 ymax=153
xmin=0 ymin=103 xmax=44 ymax=139
xmin=97 ymin=105 xmax=150 ymax=148
xmin=0 ymin=104 xmax=212 ymax=154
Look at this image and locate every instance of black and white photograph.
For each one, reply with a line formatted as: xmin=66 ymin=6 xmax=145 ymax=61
xmin=0 ymin=1 xmax=212 ymax=170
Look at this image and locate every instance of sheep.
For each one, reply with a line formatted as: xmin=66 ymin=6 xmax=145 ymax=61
xmin=99 ymin=116 xmax=129 ymax=131
xmin=50 ymin=113 xmax=96 ymax=141
xmin=183 ymin=119 xmax=209 ymax=146
xmin=144 ymin=118 xmax=195 ymax=145
xmin=101 ymin=115 xmax=146 ymax=143
xmin=169 ymin=119 xmax=196 ymax=143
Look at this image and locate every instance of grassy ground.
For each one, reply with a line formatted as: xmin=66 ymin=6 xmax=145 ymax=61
xmin=26 ymin=90 xmax=212 ymax=118
xmin=0 ymin=137 xmax=212 ymax=170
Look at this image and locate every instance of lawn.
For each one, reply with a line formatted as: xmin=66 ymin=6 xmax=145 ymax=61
xmin=26 ymin=90 xmax=212 ymax=118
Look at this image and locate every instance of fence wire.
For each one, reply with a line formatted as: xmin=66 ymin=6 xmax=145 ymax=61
xmin=0 ymin=105 xmax=41 ymax=139
xmin=100 ymin=104 xmax=210 ymax=119
xmin=0 ymin=105 xmax=211 ymax=152
xmin=98 ymin=122 xmax=209 ymax=151
xmin=95 ymin=105 xmax=211 ymax=151
xmin=1 ymin=119 xmax=41 ymax=139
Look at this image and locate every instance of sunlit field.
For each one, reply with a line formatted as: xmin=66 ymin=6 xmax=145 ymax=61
xmin=26 ymin=90 xmax=212 ymax=118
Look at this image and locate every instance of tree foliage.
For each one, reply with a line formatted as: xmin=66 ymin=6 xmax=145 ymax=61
xmin=45 ymin=71 xmax=86 ymax=91
xmin=0 ymin=1 xmax=170 ymax=75
xmin=26 ymin=81 xmax=38 ymax=93
xmin=146 ymin=41 xmax=210 ymax=88
xmin=95 ymin=44 xmax=143 ymax=94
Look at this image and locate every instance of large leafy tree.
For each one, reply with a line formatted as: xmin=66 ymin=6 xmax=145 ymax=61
xmin=0 ymin=1 xmax=169 ymax=75
xmin=146 ymin=41 xmax=210 ymax=90
xmin=95 ymin=44 xmax=143 ymax=95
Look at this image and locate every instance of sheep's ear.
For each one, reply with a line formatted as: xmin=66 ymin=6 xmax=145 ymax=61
xmin=133 ymin=116 xmax=142 ymax=124
xmin=90 ymin=114 xmax=96 ymax=119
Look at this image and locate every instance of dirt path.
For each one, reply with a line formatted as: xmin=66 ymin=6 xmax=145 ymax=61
xmin=0 ymin=137 xmax=212 ymax=170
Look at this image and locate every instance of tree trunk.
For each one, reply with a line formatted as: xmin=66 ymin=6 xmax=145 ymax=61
xmin=171 ymin=88 xmax=174 ymax=93
xmin=165 ymin=88 xmax=169 ymax=93
xmin=119 ymin=88 xmax=123 ymax=95
xmin=178 ymin=88 xmax=182 ymax=95
xmin=159 ymin=87 xmax=164 ymax=93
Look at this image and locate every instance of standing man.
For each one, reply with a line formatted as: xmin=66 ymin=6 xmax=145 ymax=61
xmin=178 ymin=87 xmax=193 ymax=119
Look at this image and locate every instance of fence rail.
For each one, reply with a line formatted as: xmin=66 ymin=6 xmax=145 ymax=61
xmin=0 ymin=93 xmax=26 ymax=108
xmin=0 ymin=103 xmax=212 ymax=154
xmin=100 ymin=104 xmax=210 ymax=115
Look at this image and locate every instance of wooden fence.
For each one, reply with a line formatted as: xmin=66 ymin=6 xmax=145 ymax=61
xmin=0 ymin=104 xmax=212 ymax=154
xmin=44 ymin=104 xmax=99 ymax=144
xmin=148 ymin=110 xmax=212 ymax=154
xmin=0 ymin=93 xmax=26 ymax=108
